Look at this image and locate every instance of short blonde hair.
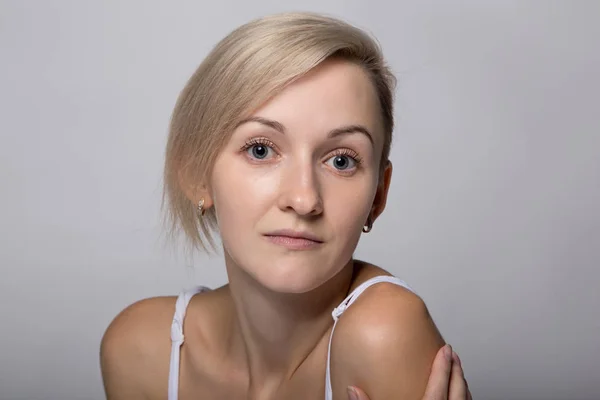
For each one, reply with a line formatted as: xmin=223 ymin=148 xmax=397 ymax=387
xmin=163 ymin=12 xmax=397 ymax=252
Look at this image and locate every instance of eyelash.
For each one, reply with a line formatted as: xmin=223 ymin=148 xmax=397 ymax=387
xmin=239 ymin=137 xmax=277 ymax=153
xmin=329 ymin=148 xmax=363 ymax=166
xmin=239 ymin=137 xmax=363 ymax=168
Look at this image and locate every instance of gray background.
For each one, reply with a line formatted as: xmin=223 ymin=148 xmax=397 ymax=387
xmin=1 ymin=1 xmax=598 ymax=399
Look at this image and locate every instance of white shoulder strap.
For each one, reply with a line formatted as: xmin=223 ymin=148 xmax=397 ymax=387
xmin=324 ymin=276 xmax=416 ymax=400
xmin=168 ymin=286 xmax=210 ymax=400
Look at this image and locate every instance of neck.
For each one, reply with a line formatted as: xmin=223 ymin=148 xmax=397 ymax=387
xmin=223 ymin=253 xmax=355 ymax=393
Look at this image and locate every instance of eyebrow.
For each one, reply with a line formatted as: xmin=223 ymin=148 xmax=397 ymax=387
xmin=236 ymin=116 xmax=374 ymax=145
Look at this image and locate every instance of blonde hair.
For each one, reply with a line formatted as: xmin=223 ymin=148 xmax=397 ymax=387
xmin=163 ymin=12 xmax=397 ymax=252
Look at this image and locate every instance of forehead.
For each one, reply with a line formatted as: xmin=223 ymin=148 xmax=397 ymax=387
xmin=249 ymin=59 xmax=383 ymax=141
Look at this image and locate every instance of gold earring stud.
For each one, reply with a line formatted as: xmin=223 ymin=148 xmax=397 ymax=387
xmin=197 ymin=198 xmax=205 ymax=218
xmin=362 ymin=217 xmax=373 ymax=233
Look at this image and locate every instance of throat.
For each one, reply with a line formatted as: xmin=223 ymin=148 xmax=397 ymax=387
xmin=224 ymin=260 xmax=356 ymax=389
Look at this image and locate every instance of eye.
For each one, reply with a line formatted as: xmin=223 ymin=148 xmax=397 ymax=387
xmin=241 ymin=138 xmax=278 ymax=161
xmin=325 ymin=150 xmax=361 ymax=172
xmin=249 ymin=144 xmax=271 ymax=159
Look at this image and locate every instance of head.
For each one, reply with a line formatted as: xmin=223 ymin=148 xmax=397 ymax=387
xmin=163 ymin=12 xmax=396 ymax=293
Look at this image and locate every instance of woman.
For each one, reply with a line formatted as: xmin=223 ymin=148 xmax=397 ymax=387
xmin=100 ymin=12 xmax=472 ymax=400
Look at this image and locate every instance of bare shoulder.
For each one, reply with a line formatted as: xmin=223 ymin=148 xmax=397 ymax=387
xmin=330 ymin=265 xmax=445 ymax=400
xmin=100 ymin=296 xmax=177 ymax=400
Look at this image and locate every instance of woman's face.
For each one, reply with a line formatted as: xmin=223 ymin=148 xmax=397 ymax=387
xmin=209 ymin=59 xmax=391 ymax=293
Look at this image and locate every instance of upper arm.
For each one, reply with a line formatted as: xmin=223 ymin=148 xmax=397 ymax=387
xmin=100 ymin=297 xmax=174 ymax=400
xmin=330 ymin=284 xmax=445 ymax=400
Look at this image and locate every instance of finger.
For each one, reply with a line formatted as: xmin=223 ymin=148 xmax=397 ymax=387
xmin=456 ymin=352 xmax=473 ymax=400
xmin=466 ymin=376 xmax=473 ymax=400
xmin=348 ymin=386 xmax=370 ymax=400
xmin=448 ymin=351 xmax=467 ymax=400
xmin=422 ymin=344 xmax=453 ymax=400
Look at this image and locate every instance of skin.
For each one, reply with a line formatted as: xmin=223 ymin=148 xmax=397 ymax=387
xmin=350 ymin=345 xmax=473 ymax=400
xmin=100 ymin=58 xmax=472 ymax=399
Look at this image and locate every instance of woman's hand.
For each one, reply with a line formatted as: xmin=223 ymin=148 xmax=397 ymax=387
xmin=347 ymin=345 xmax=472 ymax=400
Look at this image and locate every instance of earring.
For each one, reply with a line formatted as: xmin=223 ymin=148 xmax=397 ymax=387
xmin=362 ymin=217 xmax=373 ymax=233
xmin=197 ymin=198 xmax=206 ymax=218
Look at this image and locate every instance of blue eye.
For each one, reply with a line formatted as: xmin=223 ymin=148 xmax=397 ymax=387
xmin=326 ymin=154 xmax=357 ymax=170
xmin=249 ymin=144 xmax=270 ymax=159
xmin=243 ymin=139 xmax=277 ymax=160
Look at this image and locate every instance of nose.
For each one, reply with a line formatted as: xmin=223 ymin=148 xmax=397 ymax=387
xmin=277 ymin=160 xmax=323 ymax=217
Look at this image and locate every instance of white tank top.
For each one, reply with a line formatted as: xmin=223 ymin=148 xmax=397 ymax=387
xmin=168 ymin=275 xmax=415 ymax=400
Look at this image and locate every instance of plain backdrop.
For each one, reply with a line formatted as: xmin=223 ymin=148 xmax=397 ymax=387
xmin=1 ymin=1 xmax=599 ymax=399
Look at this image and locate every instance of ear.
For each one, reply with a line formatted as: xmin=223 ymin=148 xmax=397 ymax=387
xmin=370 ymin=161 xmax=393 ymax=222
xmin=177 ymin=166 xmax=214 ymax=210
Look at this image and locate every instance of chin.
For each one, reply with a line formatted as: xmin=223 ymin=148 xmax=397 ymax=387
xmin=250 ymin=258 xmax=333 ymax=294
xmin=223 ymin=239 xmax=350 ymax=294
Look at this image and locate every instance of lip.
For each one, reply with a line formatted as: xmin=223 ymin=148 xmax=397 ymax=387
xmin=263 ymin=229 xmax=324 ymax=250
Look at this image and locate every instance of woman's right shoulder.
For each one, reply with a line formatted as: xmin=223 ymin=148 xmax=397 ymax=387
xmin=100 ymin=295 xmax=178 ymax=399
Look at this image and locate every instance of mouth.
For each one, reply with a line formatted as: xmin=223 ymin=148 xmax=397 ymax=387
xmin=263 ymin=229 xmax=324 ymax=250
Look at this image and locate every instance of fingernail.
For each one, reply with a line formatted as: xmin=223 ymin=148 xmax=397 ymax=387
xmin=452 ymin=351 xmax=461 ymax=367
xmin=347 ymin=386 xmax=359 ymax=400
xmin=444 ymin=344 xmax=453 ymax=361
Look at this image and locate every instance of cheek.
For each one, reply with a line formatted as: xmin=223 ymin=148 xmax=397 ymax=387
xmin=324 ymin=178 xmax=376 ymax=233
xmin=210 ymin=157 xmax=278 ymax=228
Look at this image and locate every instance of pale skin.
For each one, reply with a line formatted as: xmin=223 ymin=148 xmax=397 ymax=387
xmin=100 ymin=58 xmax=472 ymax=399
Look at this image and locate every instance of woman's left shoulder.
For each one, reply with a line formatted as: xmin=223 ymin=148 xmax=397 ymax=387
xmin=348 ymin=260 xmax=426 ymax=312
xmin=328 ymin=261 xmax=445 ymax=399
xmin=341 ymin=262 xmax=438 ymax=344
